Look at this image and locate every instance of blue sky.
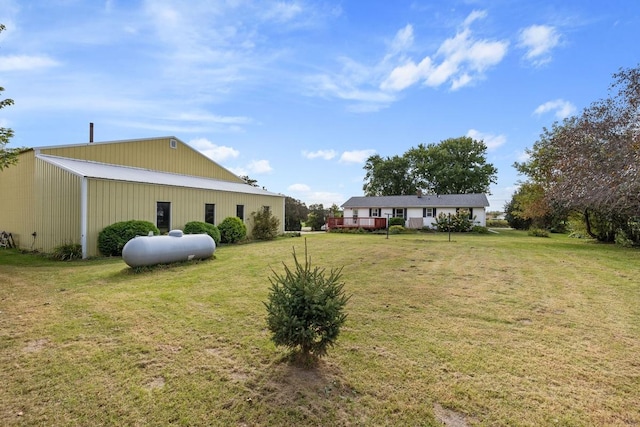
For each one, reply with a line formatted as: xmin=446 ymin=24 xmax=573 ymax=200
xmin=1 ymin=1 xmax=639 ymax=211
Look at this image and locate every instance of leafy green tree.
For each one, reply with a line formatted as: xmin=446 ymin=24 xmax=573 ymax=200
xmin=250 ymin=208 xmax=280 ymax=240
xmin=264 ymin=243 xmax=349 ymax=363
xmin=284 ymin=196 xmax=308 ymax=231
xmin=0 ymin=24 xmax=21 ymax=171
xmin=363 ymin=154 xmax=417 ymax=196
xmin=307 ymin=203 xmax=327 ymax=231
xmin=514 ymin=65 xmax=640 ymax=243
xmin=406 ymin=137 xmax=497 ymax=194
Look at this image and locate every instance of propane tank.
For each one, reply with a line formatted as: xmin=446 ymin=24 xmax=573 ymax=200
xmin=122 ymin=230 xmax=215 ymax=267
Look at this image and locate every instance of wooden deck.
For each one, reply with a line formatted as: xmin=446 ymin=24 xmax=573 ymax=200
xmin=326 ymin=217 xmax=388 ymax=230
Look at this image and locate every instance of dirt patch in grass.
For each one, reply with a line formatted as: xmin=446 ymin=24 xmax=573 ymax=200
xmin=433 ymin=402 xmax=474 ymax=426
xmin=22 ymin=338 xmax=49 ymax=353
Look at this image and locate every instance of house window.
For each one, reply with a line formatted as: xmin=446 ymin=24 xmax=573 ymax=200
xmin=352 ymin=209 xmax=358 ymax=218
xmin=156 ymin=202 xmax=171 ymax=233
xmin=370 ymin=208 xmax=380 ymax=217
xmin=205 ymin=204 xmax=215 ymax=224
xmin=393 ymin=208 xmax=405 ymax=219
xmin=236 ymin=204 xmax=244 ymax=220
xmin=423 ymin=207 xmax=436 ymax=217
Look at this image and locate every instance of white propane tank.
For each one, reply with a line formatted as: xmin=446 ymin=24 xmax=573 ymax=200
xmin=122 ymin=230 xmax=215 ymax=267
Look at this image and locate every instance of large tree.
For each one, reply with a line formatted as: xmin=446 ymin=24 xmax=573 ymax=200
xmin=406 ymin=137 xmax=497 ymax=195
xmin=0 ymin=24 xmax=20 ymax=171
xmin=515 ymin=65 xmax=640 ymax=243
xmin=362 ymin=154 xmax=417 ymax=196
xmin=284 ymin=196 xmax=308 ymax=231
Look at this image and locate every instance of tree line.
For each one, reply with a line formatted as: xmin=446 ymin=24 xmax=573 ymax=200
xmin=507 ymin=65 xmax=640 ymax=246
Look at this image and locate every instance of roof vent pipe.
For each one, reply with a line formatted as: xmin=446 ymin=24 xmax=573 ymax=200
xmin=89 ymin=122 xmax=94 ymax=143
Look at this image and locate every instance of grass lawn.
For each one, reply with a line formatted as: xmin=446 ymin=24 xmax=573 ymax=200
xmin=1 ymin=230 xmax=639 ymax=426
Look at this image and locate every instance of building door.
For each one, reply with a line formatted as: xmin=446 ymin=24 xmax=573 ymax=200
xmin=157 ymin=202 xmax=171 ymax=233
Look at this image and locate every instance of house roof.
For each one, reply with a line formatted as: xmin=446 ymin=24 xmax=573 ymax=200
xmin=342 ymin=193 xmax=489 ymax=208
xmin=37 ymin=154 xmax=283 ymax=197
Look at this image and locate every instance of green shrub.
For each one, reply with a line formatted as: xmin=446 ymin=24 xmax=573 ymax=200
xmin=98 ymin=220 xmax=159 ymax=256
xmin=486 ymin=219 xmax=509 ymax=228
xmin=264 ymin=243 xmax=349 ymax=363
xmin=528 ymin=228 xmax=549 ymax=237
xmin=51 ymin=242 xmax=82 ymax=261
xmin=183 ymin=221 xmax=221 ymax=245
xmin=435 ymin=211 xmax=474 ymax=232
xmin=250 ymin=208 xmax=280 ymax=241
xmin=472 ymin=225 xmax=490 ymax=234
xmin=389 ymin=225 xmax=405 ymax=234
xmin=389 ymin=217 xmax=405 ymax=227
xmin=218 ymin=216 xmax=247 ymax=244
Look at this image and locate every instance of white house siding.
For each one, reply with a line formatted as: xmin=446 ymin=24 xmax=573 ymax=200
xmin=343 ymin=206 xmax=487 ymax=228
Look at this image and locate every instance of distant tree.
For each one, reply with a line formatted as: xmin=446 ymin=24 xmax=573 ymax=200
xmin=240 ymin=175 xmax=259 ymax=187
xmin=0 ymin=24 xmax=21 ymax=171
xmin=329 ymin=203 xmax=343 ymax=218
xmin=284 ymin=196 xmax=308 ymax=231
xmin=363 ymin=154 xmax=417 ymax=196
xmin=406 ymin=137 xmax=498 ymax=194
xmin=307 ymin=204 xmax=327 ymax=231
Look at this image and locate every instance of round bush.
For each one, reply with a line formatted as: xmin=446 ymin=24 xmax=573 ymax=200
xmin=389 ymin=225 xmax=405 ymax=234
xmin=98 ymin=220 xmax=159 ymax=256
xmin=218 ymin=216 xmax=247 ymax=244
xmin=183 ymin=221 xmax=221 ymax=245
xmin=389 ymin=217 xmax=405 ymax=227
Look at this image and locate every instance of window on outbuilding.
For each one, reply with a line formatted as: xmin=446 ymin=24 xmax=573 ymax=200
xmin=236 ymin=204 xmax=245 ymax=220
xmin=157 ymin=202 xmax=171 ymax=233
xmin=205 ymin=204 xmax=215 ymax=224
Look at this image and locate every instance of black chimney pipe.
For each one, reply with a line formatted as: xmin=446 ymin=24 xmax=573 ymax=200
xmin=89 ymin=122 xmax=94 ymax=143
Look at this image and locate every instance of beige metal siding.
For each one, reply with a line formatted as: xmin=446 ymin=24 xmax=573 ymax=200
xmin=41 ymin=137 xmax=244 ymax=182
xmin=0 ymin=151 xmax=36 ymax=250
xmin=85 ymin=180 xmax=285 ymax=257
xmin=33 ymin=157 xmax=82 ymax=253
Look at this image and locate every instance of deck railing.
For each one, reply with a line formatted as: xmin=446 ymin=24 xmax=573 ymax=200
xmin=326 ymin=217 xmax=388 ymax=230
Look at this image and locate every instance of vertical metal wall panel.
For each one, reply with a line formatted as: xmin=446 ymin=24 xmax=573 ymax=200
xmin=33 ymin=158 xmax=81 ymax=253
xmin=85 ymin=180 xmax=285 ymax=257
xmin=0 ymin=151 xmax=36 ymax=250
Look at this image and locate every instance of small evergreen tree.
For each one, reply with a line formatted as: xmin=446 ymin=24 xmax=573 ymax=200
xmin=265 ymin=242 xmax=349 ymax=363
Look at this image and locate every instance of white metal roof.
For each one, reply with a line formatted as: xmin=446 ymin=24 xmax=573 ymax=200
xmin=37 ymin=154 xmax=282 ymax=197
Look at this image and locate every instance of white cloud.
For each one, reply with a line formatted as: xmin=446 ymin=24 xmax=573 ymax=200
xmin=518 ymin=25 xmax=560 ymax=66
xmin=390 ymin=24 xmax=414 ymax=54
xmin=263 ymin=2 xmax=303 ymax=23
xmin=0 ymin=54 xmax=59 ymax=71
xmin=288 ymin=183 xmax=311 ymax=192
xmin=302 ymin=149 xmax=337 ymax=160
xmin=339 ymin=149 xmax=376 ymax=164
xmin=381 ymin=10 xmax=508 ymax=92
xmin=189 ymin=137 xmax=240 ymax=161
xmin=466 ymin=129 xmax=507 ymax=151
xmin=246 ymin=159 xmax=273 ymax=174
xmin=533 ymin=99 xmax=576 ymax=119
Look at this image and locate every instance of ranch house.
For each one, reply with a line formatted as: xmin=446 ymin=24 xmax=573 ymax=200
xmin=329 ymin=193 xmax=490 ymax=230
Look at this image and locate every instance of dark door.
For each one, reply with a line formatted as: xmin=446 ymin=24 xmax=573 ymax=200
xmin=157 ymin=202 xmax=171 ymax=233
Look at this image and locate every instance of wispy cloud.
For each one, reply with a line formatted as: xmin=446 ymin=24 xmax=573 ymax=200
xmin=288 ymin=183 xmax=311 ymax=192
xmin=466 ymin=129 xmax=507 ymax=151
xmin=302 ymin=149 xmax=337 ymax=160
xmin=533 ymin=99 xmax=576 ymax=119
xmin=0 ymin=54 xmax=59 ymax=71
xmin=381 ymin=10 xmax=509 ymax=92
xmin=339 ymin=149 xmax=376 ymax=164
xmin=518 ymin=25 xmax=561 ymax=66
xmin=189 ymin=137 xmax=240 ymax=162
